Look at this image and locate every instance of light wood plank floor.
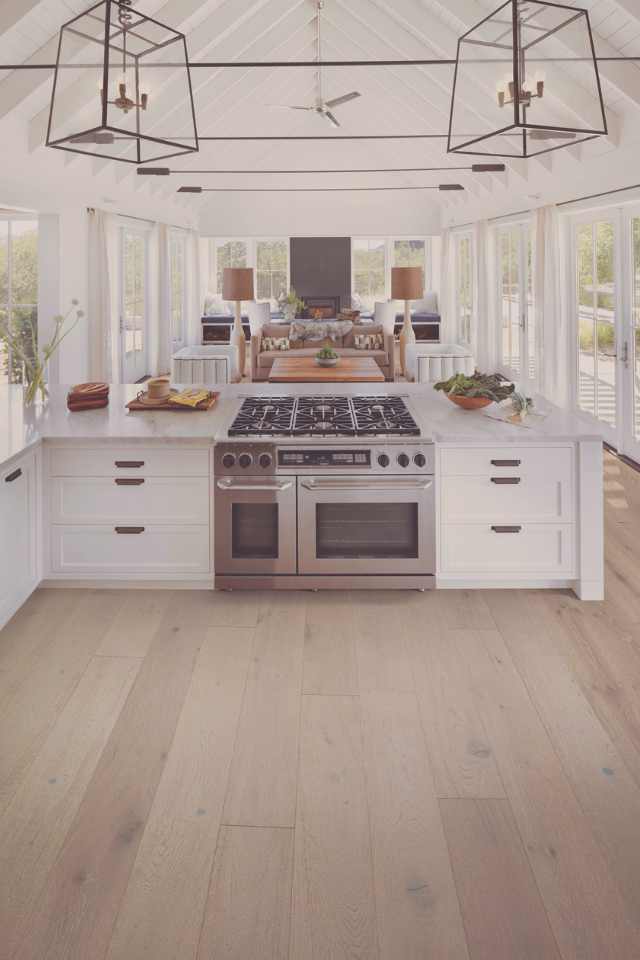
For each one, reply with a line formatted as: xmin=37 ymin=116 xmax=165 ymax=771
xmin=2 ymin=451 xmax=640 ymax=960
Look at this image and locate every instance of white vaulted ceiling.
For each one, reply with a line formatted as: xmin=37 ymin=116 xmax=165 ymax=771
xmin=1 ymin=0 xmax=640 ymax=232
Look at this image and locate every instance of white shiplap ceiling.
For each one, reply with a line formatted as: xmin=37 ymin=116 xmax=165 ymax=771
xmin=0 ymin=0 xmax=639 ymax=230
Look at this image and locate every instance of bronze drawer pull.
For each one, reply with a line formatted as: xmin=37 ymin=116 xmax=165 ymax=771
xmin=115 ymin=526 xmax=145 ymax=534
xmin=114 ymin=460 xmax=144 ymax=468
xmin=491 ymin=525 xmax=522 ymax=533
xmin=491 ymin=477 xmax=521 ymax=485
xmin=115 ymin=478 xmax=145 ymax=486
xmin=491 ymin=459 xmax=521 ymax=467
xmin=4 ymin=468 xmax=22 ymax=483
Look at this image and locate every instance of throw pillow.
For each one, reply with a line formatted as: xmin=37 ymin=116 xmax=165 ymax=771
xmin=262 ymin=336 xmax=290 ymax=352
xmin=354 ymin=333 xmax=384 ymax=351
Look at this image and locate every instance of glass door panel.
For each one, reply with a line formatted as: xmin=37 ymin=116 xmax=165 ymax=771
xmin=628 ymin=217 xmax=640 ymax=458
xmin=121 ymin=230 xmax=148 ymax=383
xmin=498 ymin=224 xmax=535 ymax=387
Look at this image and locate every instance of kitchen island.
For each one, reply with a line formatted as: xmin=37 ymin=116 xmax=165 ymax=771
xmin=0 ymin=382 xmax=604 ymax=627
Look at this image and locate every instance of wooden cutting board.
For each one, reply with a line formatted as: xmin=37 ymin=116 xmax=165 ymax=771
xmin=127 ymin=390 xmax=219 ymax=412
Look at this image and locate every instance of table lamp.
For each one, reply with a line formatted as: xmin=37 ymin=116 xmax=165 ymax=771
xmin=391 ymin=266 xmax=424 ymax=377
xmin=222 ymin=267 xmax=254 ymax=377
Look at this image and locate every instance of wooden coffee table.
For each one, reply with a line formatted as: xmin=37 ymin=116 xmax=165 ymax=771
xmin=268 ymin=356 xmax=385 ymax=383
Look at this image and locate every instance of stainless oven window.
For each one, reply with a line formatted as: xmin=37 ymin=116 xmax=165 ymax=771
xmin=232 ymin=503 xmax=279 ymax=559
xmin=315 ymin=502 xmax=419 ymax=560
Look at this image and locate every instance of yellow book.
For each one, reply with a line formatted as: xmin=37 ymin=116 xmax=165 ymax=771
xmin=168 ymin=389 xmax=210 ymax=408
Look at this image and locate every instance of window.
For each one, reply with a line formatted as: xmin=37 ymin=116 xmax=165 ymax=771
xmin=576 ymin=220 xmax=616 ymax=427
xmin=632 ymin=218 xmax=640 ymax=444
xmin=0 ymin=218 xmax=38 ymax=385
xmin=393 ymin=239 xmax=427 ymax=281
xmin=213 ymin=239 xmax=248 ymax=294
xmin=256 ymin=239 xmax=288 ymax=308
xmin=120 ymin=227 xmax=148 ymax=382
xmin=455 ymin=234 xmax=473 ymax=345
xmin=170 ymin=232 xmax=186 ymax=347
xmin=353 ymin=238 xmax=386 ymax=312
xmin=496 ymin=222 xmax=534 ymax=382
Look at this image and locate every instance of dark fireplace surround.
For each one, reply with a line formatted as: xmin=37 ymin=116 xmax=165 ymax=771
xmin=290 ymin=237 xmax=351 ymax=317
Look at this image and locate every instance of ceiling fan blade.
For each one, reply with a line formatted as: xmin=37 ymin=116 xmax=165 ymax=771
xmin=325 ymin=91 xmax=361 ymax=109
xmin=324 ymin=110 xmax=341 ymax=128
xmin=267 ymin=104 xmax=314 ymax=111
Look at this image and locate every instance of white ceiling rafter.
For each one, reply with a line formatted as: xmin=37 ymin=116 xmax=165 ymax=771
xmin=0 ymin=0 xmax=42 ymax=36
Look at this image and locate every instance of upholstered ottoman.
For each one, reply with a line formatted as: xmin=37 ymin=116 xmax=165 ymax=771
xmin=404 ymin=343 xmax=475 ymax=383
xmin=171 ymin=345 xmax=239 ymax=385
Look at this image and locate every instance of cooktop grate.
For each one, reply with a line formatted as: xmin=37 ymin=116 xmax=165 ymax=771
xmin=228 ymin=395 xmax=420 ymax=438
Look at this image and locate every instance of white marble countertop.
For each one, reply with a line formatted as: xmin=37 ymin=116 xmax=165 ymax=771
xmin=0 ymin=382 xmax=604 ymax=469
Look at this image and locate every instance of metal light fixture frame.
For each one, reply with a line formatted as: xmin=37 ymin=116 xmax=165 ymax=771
xmin=46 ymin=0 xmax=199 ymax=164
xmin=447 ymin=0 xmax=608 ymax=159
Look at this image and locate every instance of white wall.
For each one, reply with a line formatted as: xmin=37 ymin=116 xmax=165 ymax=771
xmin=197 ymin=190 xmax=442 ymax=237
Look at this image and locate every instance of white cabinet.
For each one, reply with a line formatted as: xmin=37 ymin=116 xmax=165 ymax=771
xmin=46 ymin=443 xmax=212 ymax=582
xmin=438 ymin=443 xmax=578 ymax=585
xmin=0 ymin=449 xmax=39 ymax=628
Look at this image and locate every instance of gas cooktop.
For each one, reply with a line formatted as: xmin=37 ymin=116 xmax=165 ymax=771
xmin=227 ymin=395 xmax=420 ymax=438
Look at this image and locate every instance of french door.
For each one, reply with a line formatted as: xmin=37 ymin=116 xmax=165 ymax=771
xmin=120 ymin=228 xmax=149 ymax=383
xmin=572 ymin=210 xmax=640 ymax=461
xmin=496 ymin=223 xmax=535 ymax=389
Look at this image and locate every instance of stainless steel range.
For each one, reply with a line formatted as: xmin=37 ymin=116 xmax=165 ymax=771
xmin=215 ymin=395 xmax=435 ymax=590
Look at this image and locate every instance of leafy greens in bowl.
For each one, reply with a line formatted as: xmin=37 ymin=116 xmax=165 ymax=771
xmin=434 ymin=371 xmax=515 ymax=410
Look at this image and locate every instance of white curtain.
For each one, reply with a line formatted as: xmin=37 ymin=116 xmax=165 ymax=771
xmin=438 ymin=228 xmax=455 ymax=343
xmin=473 ymin=219 xmax=496 ymax=371
xmin=186 ymin=229 xmax=201 ymax=346
xmin=534 ymin=205 xmax=567 ymax=406
xmin=154 ymin=223 xmax=171 ymax=375
xmin=87 ymin=209 xmax=117 ymax=382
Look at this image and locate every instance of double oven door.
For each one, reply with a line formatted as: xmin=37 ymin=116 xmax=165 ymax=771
xmin=215 ymin=472 xmax=435 ymax=577
xmin=298 ymin=475 xmax=434 ymax=575
xmin=215 ymin=475 xmax=297 ymax=575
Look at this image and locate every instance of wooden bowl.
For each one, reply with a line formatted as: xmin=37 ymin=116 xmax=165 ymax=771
xmin=447 ymin=394 xmax=493 ymax=411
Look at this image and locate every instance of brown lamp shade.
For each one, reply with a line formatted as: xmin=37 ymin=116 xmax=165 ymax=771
xmin=222 ymin=267 xmax=254 ymax=301
xmin=391 ymin=266 xmax=423 ymax=300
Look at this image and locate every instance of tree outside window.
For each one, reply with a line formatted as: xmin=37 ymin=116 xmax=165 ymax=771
xmin=393 ymin=239 xmax=426 ymax=280
xmin=170 ymin=232 xmax=186 ymax=347
xmin=353 ymin=239 xmax=386 ymax=312
xmin=0 ymin=219 xmax=38 ymax=385
xmin=456 ymin=235 xmax=473 ymax=345
xmin=215 ymin=240 xmax=247 ymax=293
xmin=256 ymin=240 xmax=288 ymax=308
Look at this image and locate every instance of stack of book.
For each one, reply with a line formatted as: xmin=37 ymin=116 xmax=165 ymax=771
xmin=67 ymin=382 xmax=109 ymax=412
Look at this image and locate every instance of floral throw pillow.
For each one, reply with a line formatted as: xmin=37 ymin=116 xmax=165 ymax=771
xmin=354 ymin=333 xmax=384 ymax=351
xmin=262 ymin=336 xmax=290 ymax=352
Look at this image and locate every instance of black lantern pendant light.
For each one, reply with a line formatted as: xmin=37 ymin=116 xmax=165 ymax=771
xmin=447 ymin=0 xmax=607 ymax=159
xmin=46 ymin=0 xmax=198 ymax=164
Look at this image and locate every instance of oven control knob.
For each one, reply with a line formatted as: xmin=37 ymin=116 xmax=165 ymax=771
xmin=238 ymin=453 xmax=253 ymax=469
xmin=258 ymin=453 xmax=273 ymax=469
xmin=397 ymin=453 xmax=410 ymax=468
xmin=377 ymin=453 xmax=390 ymax=468
xmin=221 ymin=452 xmax=236 ymax=469
xmin=414 ymin=453 xmax=427 ymax=468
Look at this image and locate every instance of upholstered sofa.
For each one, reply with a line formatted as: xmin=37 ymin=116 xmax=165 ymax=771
xmin=250 ymin=322 xmax=396 ymax=381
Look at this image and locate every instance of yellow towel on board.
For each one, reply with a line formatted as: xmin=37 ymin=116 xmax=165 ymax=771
xmin=168 ymin=389 xmax=210 ymax=408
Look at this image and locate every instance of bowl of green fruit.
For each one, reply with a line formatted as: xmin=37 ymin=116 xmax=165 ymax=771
xmin=434 ymin=371 xmax=515 ymax=410
xmin=315 ymin=346 xmax=340 ymax=367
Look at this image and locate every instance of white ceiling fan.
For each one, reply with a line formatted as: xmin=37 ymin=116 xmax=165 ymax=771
xmin=268 ymin=0 xmax=361 ymax=128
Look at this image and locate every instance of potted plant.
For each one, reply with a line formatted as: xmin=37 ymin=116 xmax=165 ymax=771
xmin=315 ymin=346 xmax=340 ymax=367
xmin=278 ymin=288 xmax=305 ymax=323
xmin=433 ymin=371 xmax=515 ymax=410
xmin=0 ymin=299 xmax=84 ymax=406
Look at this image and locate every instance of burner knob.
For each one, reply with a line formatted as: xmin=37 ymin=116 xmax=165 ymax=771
xmin=221 ymin=452 xmax=236 ymax=469
xmin=258 ymin=452 xmax=273 ymax=469
xmin=397 ymin=453 xmax=410 ymax=468
xmin=377 ymin=453 xmax=390 ymax=468
xmin=238 ymin=453 xmax=253 ymax=469
xmin=414 ymin=453 xmax=427 ymax=468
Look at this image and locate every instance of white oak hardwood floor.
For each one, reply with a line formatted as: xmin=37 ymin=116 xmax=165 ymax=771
xmin=1 ymin=450 xmax=640 ymax=959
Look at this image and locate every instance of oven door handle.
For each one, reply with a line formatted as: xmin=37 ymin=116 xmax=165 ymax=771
xmin=216 ymin=479 xmax=293 ymax=492
xmin=300 ymin=477 xmax=432 ymax=491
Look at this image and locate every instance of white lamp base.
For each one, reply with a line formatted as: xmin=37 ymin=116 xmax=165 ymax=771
xmin=230 ymin=301 xmax=246 ymax=379
xmin=399 ymin=300 xmax=416 ymax=377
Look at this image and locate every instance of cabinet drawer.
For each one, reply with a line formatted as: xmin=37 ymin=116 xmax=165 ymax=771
xmin=441 ymin=474 xmax=573 ymax=523
xmin=48 ymin=446 xmax=210 ymax=478
xmin=440 ymin=446 xmax=573 ymax=479
xmin=50 ymin=476 xmax=209 ymax=524
xmin=440 ymin=523 xmax=575 ymax=577
xmin=50 ymin=525 xmax=210 ymax=577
